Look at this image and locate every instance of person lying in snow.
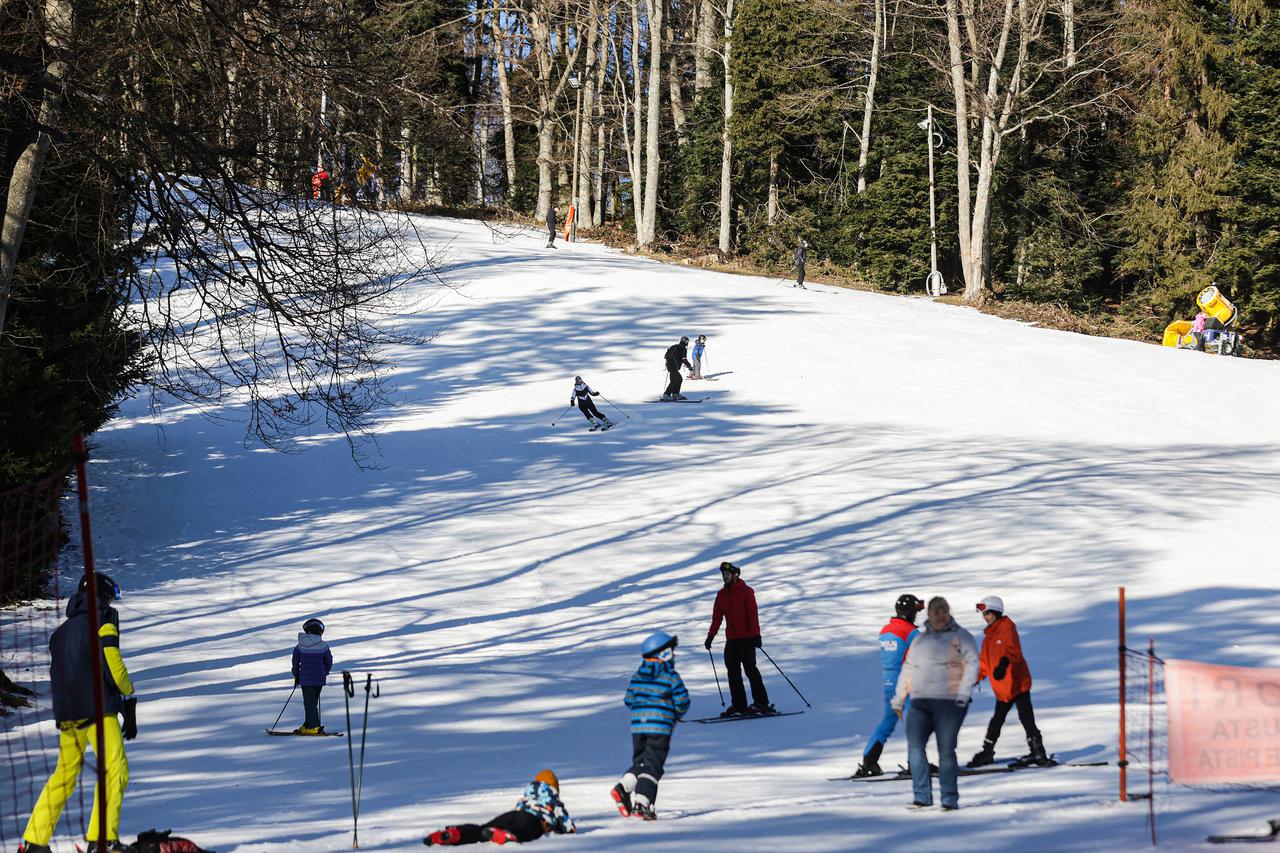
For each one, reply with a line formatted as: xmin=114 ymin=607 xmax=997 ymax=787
xmin=423 ymin=770 xmax=576 ymax=846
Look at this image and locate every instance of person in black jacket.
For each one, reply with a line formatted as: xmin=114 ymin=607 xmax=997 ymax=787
xmin=546 ymin=206 xmax=559 ymax=248
xmin=793 ymin=239 xmax=809 ymax=288
xmin=20 ymin=572 xmax=135 ymax=853
xmin=662 ymin=337 xmax=692 ymax=401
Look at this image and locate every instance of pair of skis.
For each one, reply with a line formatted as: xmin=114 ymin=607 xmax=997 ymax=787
xmin=689 ymin=709 xmax=804 ymax=724
xmin=830 ymin=757 xmax=1107 ymax=782
xmin=1207 ymin=819 xmax=1280 ymax=844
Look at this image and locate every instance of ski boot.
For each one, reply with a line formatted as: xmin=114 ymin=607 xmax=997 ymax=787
xmin=17 ymin=842 xmax=52 ymax=853
xmin=483 ymin=828 xmax=517 ymax=845
xmin=749 ymin=701 xmax=777 ymax=715
xmin=631 ymin=800 xmax=657 ymax=821
xmin=853 ymin=759 xmax=882 ymax=778
xmin=423 ymin=826 xmax=462 ymax=846
xmin=660 ymin=393 xmax=673 ymax=401
xmin=967 ymin=739 xmax=997 ymax=768
xmin=1011 ymin=734 xmax=1053 ymax=767
xmin=610 ymin=783 xmax=632 ymax=817
xmin=719 ymin=704 xmax=748 ymax=718
xmin=672 ymin=393 xmax=688 ymax=401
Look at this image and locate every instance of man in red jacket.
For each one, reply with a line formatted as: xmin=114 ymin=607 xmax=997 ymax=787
xmin=704 ymin=561 xmax=772 ymax=717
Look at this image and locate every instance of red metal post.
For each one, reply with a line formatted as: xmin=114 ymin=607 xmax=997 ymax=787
xmin=74 ymin=433 xmax=108 ymax=853
xmin=1119 ymin=586 xmax=1127 ymax=802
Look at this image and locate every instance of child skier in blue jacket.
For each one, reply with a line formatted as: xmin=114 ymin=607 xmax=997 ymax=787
xmin=611 ymin=631 xmax=690 ymax=820
xmin=291 ymin=618 xmax=333 ymax=734
xmin=854 ymin=594 xmax=922 ymax=777
xmin=424 ymin=769 xmax=575 ymax=846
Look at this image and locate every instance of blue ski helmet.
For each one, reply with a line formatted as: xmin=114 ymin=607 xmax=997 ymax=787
xmin=641 ymin=630 xmax=678 ymax=658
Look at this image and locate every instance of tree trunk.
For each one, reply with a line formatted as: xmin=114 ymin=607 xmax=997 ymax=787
xmin=766 ymin=152 xmax=778 ymax=225
xmin=577 ymin=5 xmax=602 ymax=227
xmin=0 ymin=0 xmax=73 ymax=338
xmin=695 ymin=0 xmax=716 ymax=94
xmin=718 ymin=0 xmax=735 ymax=253
xmin=1062 ymin=0 xmax=1075 ymax=67
xmin=491 ymin=0 xmax=518 ymax=205
xmin=639 ymin=0 xmax=665 ymax=245
xmin=667 ymin=19 xmax=688 ymax=144
xmin=944 ymin=0 xmax=977 ymax=298
xmin=593 ymin=24 xmax=609 ymax=226
xmin=629 ymin=0 xmax=646 ymax=234
xmin=399 ymin=125 xmax=413 ymax=202
xmin=855 ymin=0 xmax=883 ymax=194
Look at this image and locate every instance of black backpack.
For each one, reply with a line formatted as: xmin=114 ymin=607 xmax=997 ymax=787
xmin=125 ymin=829 xmax=215 ymax=853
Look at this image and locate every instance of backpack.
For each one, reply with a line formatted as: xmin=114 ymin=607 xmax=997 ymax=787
xmin=125 ymin=829 xmax=215 ymax=853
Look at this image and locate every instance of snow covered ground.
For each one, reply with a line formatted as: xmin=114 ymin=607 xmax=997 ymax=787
xmin=6 ymin=215 xmax=1280 ymax=851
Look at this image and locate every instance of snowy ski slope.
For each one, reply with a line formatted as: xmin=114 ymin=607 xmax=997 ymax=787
xmin=7 ymin=215 xmax=1280 ymax=851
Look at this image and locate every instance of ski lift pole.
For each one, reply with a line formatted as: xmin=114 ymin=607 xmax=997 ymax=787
xmin=354 ymin=673 xmax=379 ymax=848
xmin=268 ymin=683 xmax=298 ymax=733
xmin=760 ymin=647 xmax=812 ymax=708
xmin=343 ymin=671 xmax=359 ymax=847
xmin=596 ymin=393 xmax=630 ymax=419
xmin=708 ymin=649 xmax=725 ymax=707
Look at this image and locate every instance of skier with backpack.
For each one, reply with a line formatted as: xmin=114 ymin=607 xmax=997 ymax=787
xmin=611 ymin=631 xmax=690 ymax=820
xmin=854 ymin=594 xmax=924 ymax=777
xmin=291 ymin=618 xmax=333 ymax=734
xmin=661 ymin=337 xmax=692 ymax=401
xmin=967 ymin=596 xmax=1049 ymax=768
xmin=704 ymin=561 xmax=773 ymax=717
xmin=20 ymin=573 xmax=135 ymax=853
xmin=570 ymin=376 xmax=613 ymax=431
xmin=423 ymin=770 xmax=576 ymax=845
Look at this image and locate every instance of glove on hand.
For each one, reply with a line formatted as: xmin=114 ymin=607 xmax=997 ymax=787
xmin=122 ymin=696 xmax=138 ymax=741
xmin=993 ymin=656 xmax=1009 ymax=681
xmin=752 ymin=636 xmax=763 ymax=649
xmin=704 ymin=635 xmax=713 ymax=651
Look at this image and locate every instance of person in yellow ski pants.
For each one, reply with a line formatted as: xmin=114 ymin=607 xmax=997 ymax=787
xmin=21 ymin=572 xmax=133 ymax=853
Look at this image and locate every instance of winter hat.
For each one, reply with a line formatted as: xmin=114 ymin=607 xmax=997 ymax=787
xmin=535 ymin=769 xmax=560 ymax=791
xmin=976 ymin=595 xmax=1004 ymax=614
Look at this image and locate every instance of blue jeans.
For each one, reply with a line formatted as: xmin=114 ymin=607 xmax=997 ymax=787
xmin=867 ymin=685 xmax=909 ymax=754
xmin=907 ymin=697 xmax=968 ymax=807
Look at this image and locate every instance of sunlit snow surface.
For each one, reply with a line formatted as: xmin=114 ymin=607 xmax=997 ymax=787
xmin=6 ymin=215 xmax=1280 ymax=851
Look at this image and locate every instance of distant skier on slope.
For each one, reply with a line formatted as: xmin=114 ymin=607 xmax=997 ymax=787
xmin=545 ymin=206 xmax=559 ymax=249
xmin=793 ymin=239 xmax=809 ymax=289
xmin=424 ymin=770 xmax=576 ymax=845
xmin=662 ymin=336 xmax=692 ymax=401
xmin=688 ymin=335 xmax=707 ymax=380
xmin=570 ymin=376 xmax=613 ymax=430
xmin=855 ymin=594 xmax=924 ymax=777
xmin=968 ymin=595 xmax=1049 ymax=768
xmin=291 ymin=618 xmax=333 ymax=734
xmin=704 ymin=561 xmax=773 ymax=717
xmin=612 ymin=630 xmax=690 ymax=821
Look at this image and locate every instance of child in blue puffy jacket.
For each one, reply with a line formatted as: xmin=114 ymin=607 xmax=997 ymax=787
xmin=291 ymin=618 xmax=333 ymax=734
xmin=424 ymin=769 xmax=575 ymax=846
xmin=611 ymin=631 xmax=690 ymax=821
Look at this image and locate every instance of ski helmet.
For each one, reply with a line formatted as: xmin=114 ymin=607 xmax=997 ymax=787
xmin=976 ymin=595 xmax=1004 ymax=615
xmin=697 ymin=334 xmax=707 ymax=343
xmin=718 ymin=560 xmax=741 ymax=575
xmin=303 ymin=618 xmax=325 ymax=636
xmin=78 ymin=572 xmax=120 ymax=603
xmin=680 ymin=336 xmax=689 ymax=345
xmin=534 ymin=769 xmax=560 ymax=791
xmin=641 ymin=630 xmax=678 ymax=658
xmin=574 ymin=375 xmax=583 ymax=383
xmin=894 ymin=594 xmax=924 ymax=623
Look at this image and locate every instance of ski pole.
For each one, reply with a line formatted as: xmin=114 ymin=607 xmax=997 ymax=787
xmin=708 ymin=649 xmax=725 ymax=707
xmin=354 ymin=673 xmax=378 ymax=848
xmin=343 ymin=671 xmax=359 ymax=847
xmin=597 ymin=393 xmax=630 ymax=419
xmin=268 ymin=683 xmax=297 ymax=733
xmin=551 ymin=403 xmax=574 ymax=426
xmin=760 ymin=647 xmax=812 ymax=708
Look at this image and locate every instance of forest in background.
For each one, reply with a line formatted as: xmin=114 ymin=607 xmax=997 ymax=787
xmin=2 ymin=0 xmax=1278 ymax=491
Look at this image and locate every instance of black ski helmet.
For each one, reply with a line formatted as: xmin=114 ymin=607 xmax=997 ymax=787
xmin=680 ymin=336 xmax=690 ymax=345
xmin=574 ymin=375 xmax=583 ymax=383
xmin=78 ymin=571 xmax=120 ymax=603
xmin=895 ymin=594 xmax=924 ymax=623
xmin=303 ymin=618 xmax=325 ymax=636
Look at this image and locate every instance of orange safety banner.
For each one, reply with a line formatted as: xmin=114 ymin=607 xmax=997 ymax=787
xmin=1166 ymin=659 xmax=1280 ymax=784
xmin=563 ymin=206 xmax=576 ymax=241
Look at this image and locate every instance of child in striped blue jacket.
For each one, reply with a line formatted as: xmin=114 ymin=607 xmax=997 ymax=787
xmin=611 ymin=630 xmax=690 ymax=821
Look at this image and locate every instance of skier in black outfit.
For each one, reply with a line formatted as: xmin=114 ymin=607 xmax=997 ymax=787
xmin=793 ymin=239 xmax=809 ymax=288
xmin=571 ymin=376 xmax=613 ymax=429
xmin=546 ymin=206 xmax=559 ymax=248
xmin=662 ymin=337 xmax=692 ymax=401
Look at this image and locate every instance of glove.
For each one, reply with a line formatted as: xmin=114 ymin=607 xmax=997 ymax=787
xmin=752 ymin=636 xmax=762 ymax=649
xmin=569 ymin=399 xmax=575 ymax=407
xmin=591 ymin=391 xmax=600 ymax=396
xmin=122 ymin=696 xmax=138 ymax=740
xmin=993 ymin=656 xmax=1009 ymax=681
xmin=704 ymin=635 xmax=713 ymax=651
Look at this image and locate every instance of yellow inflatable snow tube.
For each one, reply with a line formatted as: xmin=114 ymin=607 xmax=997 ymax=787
xmin=1196 ymin=285 xmax=1237 ymax=326
xmin=1162 ymin=320 xmax=1195 ymax=348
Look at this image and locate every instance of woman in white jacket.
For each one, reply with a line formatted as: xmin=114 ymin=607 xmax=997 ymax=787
xmin=891 ymin=596 xmax=980 ymax=810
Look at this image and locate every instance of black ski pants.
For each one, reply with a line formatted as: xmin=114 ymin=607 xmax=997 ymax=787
xmin=629 ymin=733 xmax=671 ymax=805
xmin=724 ymin=638 xmax=769 ymax=709
xmin=577 ymin=397 xmax=605 ymax=421
xmin=664 ymin=368 xmax=684 ymax=397
xmin=984 ymin=690 xmax=1040 ymax=745
xmin=796 ymin=262 xmax=806 ymax=288
xmin=447 ymin=810 xmax=544 ymax=845
xmin=546 ymin=224 xmax=556 ymax=247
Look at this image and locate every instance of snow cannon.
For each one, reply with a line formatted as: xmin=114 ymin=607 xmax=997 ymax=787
xmin=1162 ymin=320 xmax=1195 ymax=349
xmin=1196 ymin=285 xmax=1238 ymax=327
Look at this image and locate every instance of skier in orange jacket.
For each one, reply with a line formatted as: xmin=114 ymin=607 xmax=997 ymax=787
xmin=968 ymin=595 xmax=1049 ymax=767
